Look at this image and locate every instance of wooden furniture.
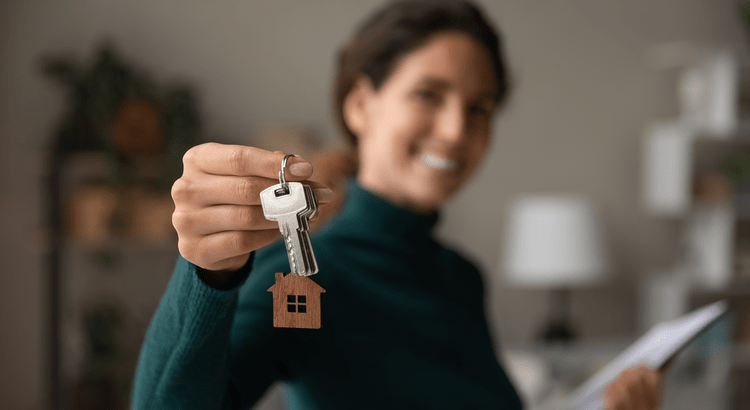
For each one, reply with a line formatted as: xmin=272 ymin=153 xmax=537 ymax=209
xmin=46 ymin=152 xmax=177 ymax=410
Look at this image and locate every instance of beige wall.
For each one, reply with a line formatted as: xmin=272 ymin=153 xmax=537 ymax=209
xmin=442 ymin=0 xmax=747 ymax=344
xmin=0 ymin=0 xmax=745 ymax=408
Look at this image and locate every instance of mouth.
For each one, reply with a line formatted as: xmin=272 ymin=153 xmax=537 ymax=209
xmin=419 ymin=152 xmax=458 ymax=171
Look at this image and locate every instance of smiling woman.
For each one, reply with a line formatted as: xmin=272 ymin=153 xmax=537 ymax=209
xmin=343 ymin=31 xmax=499 ymax=213
xmin=130 ymin=1 xmax=663 ymax=410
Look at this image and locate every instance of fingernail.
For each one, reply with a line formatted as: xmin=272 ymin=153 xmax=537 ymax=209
xmin=289 ymin=161 xmax=312 ymax=177
xmin=313 ymin=188 xmax=334 ymax=203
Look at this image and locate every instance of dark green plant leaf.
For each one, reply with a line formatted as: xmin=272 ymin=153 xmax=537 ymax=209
xmin=91 ymin=250 xmax=118 ymax=269
xmin=742 ymin=3 xmax=750 ymax=29
xmin=42 ymin=59 xmax=80 ymax=87
xmin=721 ymin=155 xmax=750 ymax=182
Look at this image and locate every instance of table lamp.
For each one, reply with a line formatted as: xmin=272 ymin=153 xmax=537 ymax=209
xmin=501 ymin=194 xmax=609 ymax=343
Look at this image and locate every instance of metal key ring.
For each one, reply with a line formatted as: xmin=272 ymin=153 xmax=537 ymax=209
xmin=278 ymin=154 xmax=296 ymax=193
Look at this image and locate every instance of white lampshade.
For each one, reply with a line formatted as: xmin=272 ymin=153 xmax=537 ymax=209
xmin=501 ymin=194 xmax=609 ymax=288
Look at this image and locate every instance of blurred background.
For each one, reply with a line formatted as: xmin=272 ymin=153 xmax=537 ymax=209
xmin=1 ymin=0 xmax=749 ymax=409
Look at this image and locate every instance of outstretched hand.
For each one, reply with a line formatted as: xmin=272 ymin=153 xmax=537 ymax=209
xmin=604 ymin=364 xmax=667 ymax=410
xmin=171 ymin=143 xmax=334 ymax=273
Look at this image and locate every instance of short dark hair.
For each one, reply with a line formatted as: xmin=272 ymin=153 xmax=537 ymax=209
xmin=333 ymin=0 xmax=511 ymax=146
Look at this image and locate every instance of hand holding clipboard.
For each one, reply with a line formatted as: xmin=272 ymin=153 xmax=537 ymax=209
xmin=561 ymin=300 xmax=729 ymax=410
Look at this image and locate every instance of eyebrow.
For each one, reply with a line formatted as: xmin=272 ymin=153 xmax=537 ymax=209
xmin=416 ymin=76 xmax=497 ymax=100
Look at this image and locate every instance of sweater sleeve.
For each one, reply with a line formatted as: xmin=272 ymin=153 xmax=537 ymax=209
xmin=130 ymin=248 xmax=289 ymax=410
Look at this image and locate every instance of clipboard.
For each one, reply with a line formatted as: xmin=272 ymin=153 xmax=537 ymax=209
xmin=559 ymin=299 xmax=729 ymax=410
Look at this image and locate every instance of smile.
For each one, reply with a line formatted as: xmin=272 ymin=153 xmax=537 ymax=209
xmin=420 ymin=153 xmax=458 ymax=171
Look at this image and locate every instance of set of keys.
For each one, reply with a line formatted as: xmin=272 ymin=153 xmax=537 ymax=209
xmin=260 ymin=154 xmax=319 ymax=277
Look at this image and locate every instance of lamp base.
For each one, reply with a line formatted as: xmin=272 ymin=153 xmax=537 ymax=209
xmin=537 ymin=288 xmax=577 ymax=344
xmin=536 ymin=319 xmax=576 ymax=343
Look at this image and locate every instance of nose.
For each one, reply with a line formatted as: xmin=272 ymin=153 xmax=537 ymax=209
xmin=434 ymin=99 xmax=466 ymax=144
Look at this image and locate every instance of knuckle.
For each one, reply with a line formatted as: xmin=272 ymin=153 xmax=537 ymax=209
xmin=178 ymin=238 xmax=196 ymax=261
xmin=237 ymin=206 xmax=255 ymax=228
xmin=229 ymin=146 xmax=251 ymax=175
xmin=182 ymin=144 xmax=202 ymax=167
xmin=237 ymin=178 xmax=258 ymax=202
xmin=171 ymin=210 xmax=194 ymax=233
xmin=171 ymin=178 xmax=187 ymax=202
xmin=171 ymin=211 xmax=185 ymax=232
xmin=230 ymin=231 xmax=252 ymax=252
xmin=172 ymin=178 xmax=196 ymax=204
xmin=193 ymin=238 xmax=215 ymax=267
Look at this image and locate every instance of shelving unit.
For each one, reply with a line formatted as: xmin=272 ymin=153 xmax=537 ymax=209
xmin=640 ymin=43 xmax=750 ymax=410
xmin=685 ymin=138 xmax=750 ymax=410
xmin=47 ymin=151 xmax=178 ymax=410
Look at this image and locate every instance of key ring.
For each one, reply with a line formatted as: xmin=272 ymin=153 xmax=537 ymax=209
xmin=277 ymin=154 xmax=296 ymax=195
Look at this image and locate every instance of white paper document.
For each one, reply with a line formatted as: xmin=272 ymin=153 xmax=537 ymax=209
xmin=559 ymin=300 xmax=729 ymax=410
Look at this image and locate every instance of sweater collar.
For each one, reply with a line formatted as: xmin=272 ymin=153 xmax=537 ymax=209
xmin=331 ymin=179 xmax=440 ymax=241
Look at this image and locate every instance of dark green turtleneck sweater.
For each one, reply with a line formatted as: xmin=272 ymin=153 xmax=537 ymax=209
xmin=131 ymin=180 xmax=523 ymax=409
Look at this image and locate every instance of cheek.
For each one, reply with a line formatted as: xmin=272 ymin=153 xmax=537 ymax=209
xmin=466 ymin=131 xmax=491 ymax=170
xmin=374 ymin=99 xmax=430 ymax=156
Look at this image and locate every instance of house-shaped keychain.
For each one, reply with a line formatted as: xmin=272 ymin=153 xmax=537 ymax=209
xmin=267 ymin=272 xmax=326 ymax=329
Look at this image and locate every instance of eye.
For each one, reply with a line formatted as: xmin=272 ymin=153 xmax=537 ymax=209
xmin=468 ymin=104 xmax=490 ymax=116
xmin=415 ymin=89 xmax=440 ymax=104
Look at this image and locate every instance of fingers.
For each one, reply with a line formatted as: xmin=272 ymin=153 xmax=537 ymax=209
xmin=604 ymin=365 xmax=663 ymax=410
xmin=184 ymin=143 xmax=313 ymax=180
xmin=605 ymin=380 xmax=632 ymax=410
xmin=641 ymin=366 xmax=662 ymax=410
xmin=172 ymin=174 xmax=334 ymax=207
xmin=174 ymin=202 xmax=337 ymax=235
xmin=173 ymin=174 xmax=278 ymax=206
xmin=180 ymin=229 xmax=281 ymax=271
xmin=625 ymin=369 xmax=647 ymax=410
xmin=173 ymin=205 xmax=279 ymax=234
xmin=172 ymin=142 xmax=336 ymax=272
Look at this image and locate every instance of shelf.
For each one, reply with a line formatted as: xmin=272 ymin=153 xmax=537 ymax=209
xmin=690 ymin=285 xmax=750 ymax=299
xmin=694 ymin=136 xmax=750 ymax=145
xmin=695 ymin=119 xmax=750 ymax=143
xmin=62 ymin=238 xmax=178 ymax=254
xmin=733 ymin=343 xmax=750 ymax=369
xmin=61 ymin=151 xmax=171 ymax=182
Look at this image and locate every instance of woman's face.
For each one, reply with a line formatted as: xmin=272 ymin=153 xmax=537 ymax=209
xmin=348 ymin=31 xmax=499 ymax=213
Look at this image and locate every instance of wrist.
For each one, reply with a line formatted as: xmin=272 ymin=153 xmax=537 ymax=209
xmin=195 ymin=253 xmax=255 ymax=290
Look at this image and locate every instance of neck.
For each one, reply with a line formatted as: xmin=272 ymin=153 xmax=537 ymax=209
xmin=355 ymin=173 xmax=438 ymax=215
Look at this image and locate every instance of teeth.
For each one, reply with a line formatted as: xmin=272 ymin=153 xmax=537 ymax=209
xmin=420 ymin=153 xmax=457 ymax=171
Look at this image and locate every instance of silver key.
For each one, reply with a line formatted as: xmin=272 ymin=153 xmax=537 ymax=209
xmin=260 ymin=181 xmax=318 ymax=276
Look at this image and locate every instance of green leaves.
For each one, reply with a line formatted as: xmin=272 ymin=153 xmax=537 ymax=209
xmin=742 ymin=3 xmax=750 ymax=30
xmin=42 ymin=44 xmax=200 ymax=190
xmin=721 ymin=155 xmax=750 ymax=183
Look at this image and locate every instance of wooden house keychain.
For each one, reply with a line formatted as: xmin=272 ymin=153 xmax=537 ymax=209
xmin=260 ymin=154 xmax=326 ymax=329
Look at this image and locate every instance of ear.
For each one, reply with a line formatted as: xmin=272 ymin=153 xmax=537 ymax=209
xmin=343 ymin=75 xmax=375 ymax=141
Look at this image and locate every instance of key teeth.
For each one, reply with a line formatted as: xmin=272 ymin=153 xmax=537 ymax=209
xmin=286 ymin=237 xmax=297 ymax=272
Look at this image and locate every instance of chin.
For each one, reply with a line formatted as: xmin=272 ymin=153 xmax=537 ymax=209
xmin=410 ymin=183 xmax=455 ymax=211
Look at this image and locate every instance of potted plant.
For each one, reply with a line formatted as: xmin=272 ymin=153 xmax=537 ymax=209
xmin=42 ymin=43 xmax=200 ymax=243
xmin=721 ymin=154 xmax=750 ymax=212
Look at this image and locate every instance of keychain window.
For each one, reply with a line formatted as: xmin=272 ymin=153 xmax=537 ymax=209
xmin=287 ymin=295 xmax=307 ymax=313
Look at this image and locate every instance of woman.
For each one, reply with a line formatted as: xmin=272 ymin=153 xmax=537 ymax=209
xmin=132 ymin=1 xmax=663 ymax=409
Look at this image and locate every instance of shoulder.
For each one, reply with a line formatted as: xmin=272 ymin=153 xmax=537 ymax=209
xmin=435 ymin=240 xmax=484 ymax=279
xmin=431 ymin=240 xmax=488 ymax=304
